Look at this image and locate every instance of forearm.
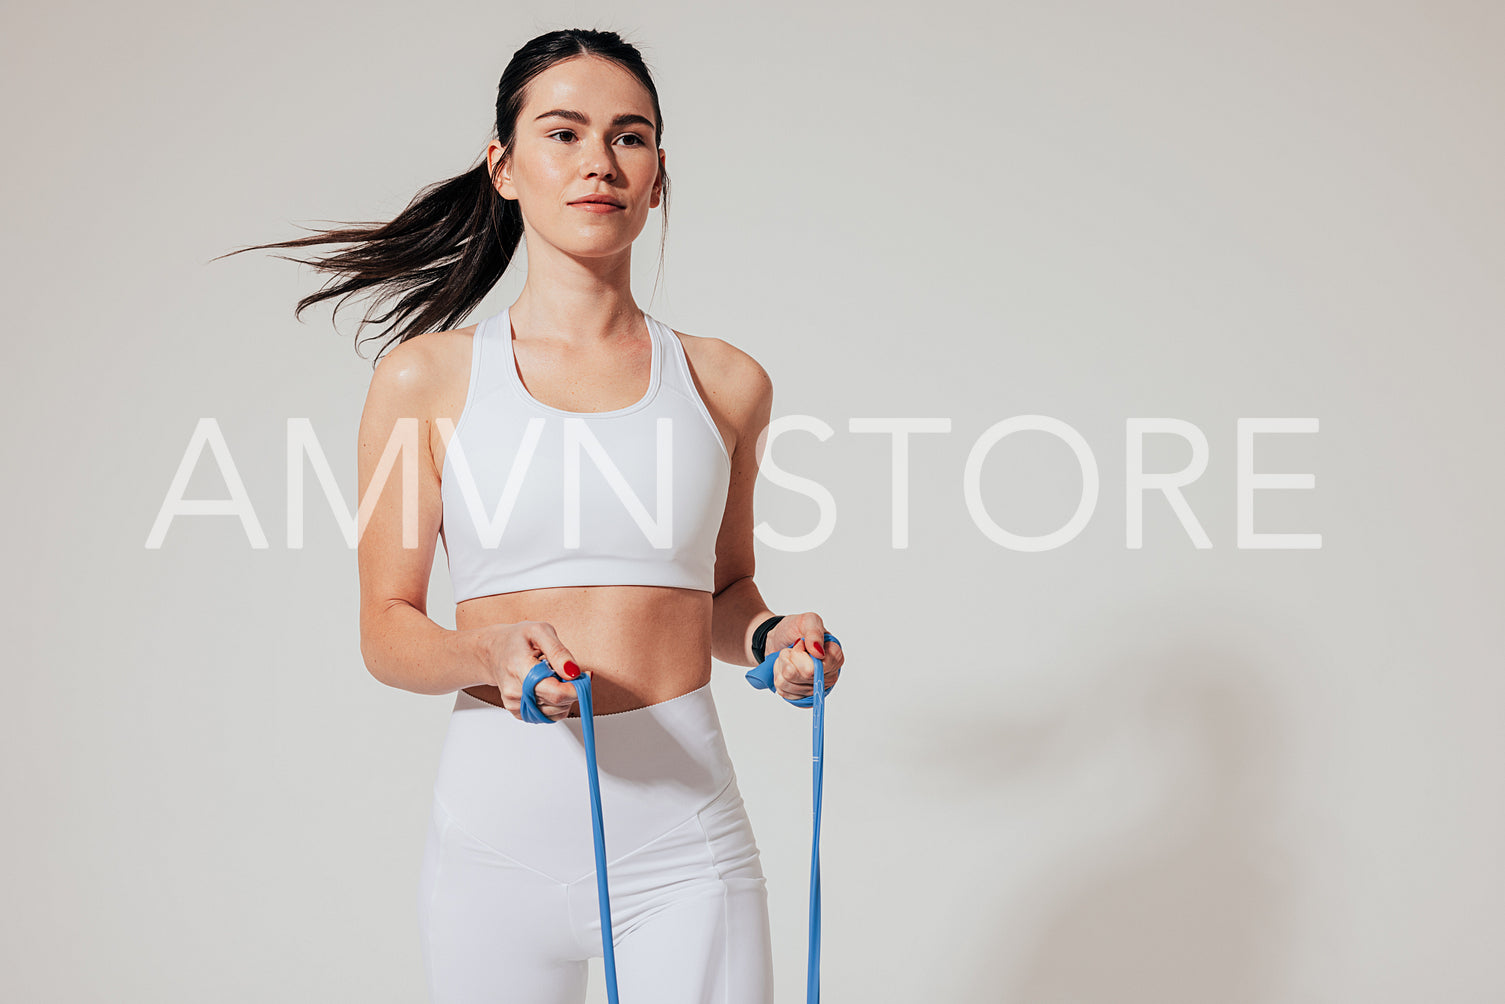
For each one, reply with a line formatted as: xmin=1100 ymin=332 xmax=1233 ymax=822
xmin=711 ymin=575 xmax=777 ymax=667
xmin=360 ymin=600 xmax=498 ymax=696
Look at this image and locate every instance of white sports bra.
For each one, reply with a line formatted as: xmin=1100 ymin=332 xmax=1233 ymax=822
xmin=439 ymin=307 xmax=732 ymax=602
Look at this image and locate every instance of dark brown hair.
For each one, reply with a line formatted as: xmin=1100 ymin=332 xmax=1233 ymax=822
xmin=217 ymin=28 xmax=669 ymax=364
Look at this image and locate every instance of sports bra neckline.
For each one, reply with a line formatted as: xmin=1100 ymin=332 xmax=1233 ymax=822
xmin=500 ymin=306 xmax=664 ymax=420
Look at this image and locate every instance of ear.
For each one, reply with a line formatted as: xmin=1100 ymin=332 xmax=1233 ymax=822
xmin=488 ymin=140 xmax=515 ymax=201
xmin=651 ymin=148 xmax=666 ymax=209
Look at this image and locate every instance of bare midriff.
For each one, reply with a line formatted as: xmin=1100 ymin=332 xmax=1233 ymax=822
xmin=456 ymin=583 xmax=714 ymax=717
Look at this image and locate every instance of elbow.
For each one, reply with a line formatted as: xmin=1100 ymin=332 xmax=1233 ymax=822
xmin=358 ymin=631 xmax=385 ymax=687
xmin=712 ymin=573 xmax=753 ymax=600
xmin=358 ymin=603 xmax=396 ymax=687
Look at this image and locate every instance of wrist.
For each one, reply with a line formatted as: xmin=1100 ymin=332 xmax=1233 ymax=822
xmin=461 ymin=621 xmax=507 ymax=689
xmin=750 ymin=613 xmax=784 ymax=665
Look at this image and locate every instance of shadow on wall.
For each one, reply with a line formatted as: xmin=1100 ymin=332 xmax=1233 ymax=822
xmin=967 ymin=649 xmax=1292 ymax=1004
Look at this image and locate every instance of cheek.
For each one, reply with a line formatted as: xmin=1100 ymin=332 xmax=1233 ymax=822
xmin=513 ymin=150 xmax=573 ymax=193
xmin=537 ymin=155 xmax=575 ymax=183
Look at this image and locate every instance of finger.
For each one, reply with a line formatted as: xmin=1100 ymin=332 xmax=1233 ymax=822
xmin=544 ymin=673 xmax=582 ymax=707
xmin=820 ymin=640 xmax=843 ymax=686
xmin=508 ymin=660 xmax=578 ymax=712
xmin=518 ymin=622 xmax=583 ymax=706
xmin=529 ymin=671 xmax=581 ymax=710
xmin=776 ymin=675 xmax=814 ymax=699
xmin=782 ymin=648 xmax=816 ymax=687
xmin=785 ymin=640 xmax=839 ymax=691
xmin=776 ymin=650 xmax=816 ymax=697
xmin=525 ymin=620 xmax=582 ymax=682
xmin=780 ymin=682 xmax=814 ymax=699
xmin=794 ymin=613 xmax=828 ymax=660
xmin=540 ymin=677 xmax=584 ymax=702
xmin=535 ymin=693 xmax=576 ymax=711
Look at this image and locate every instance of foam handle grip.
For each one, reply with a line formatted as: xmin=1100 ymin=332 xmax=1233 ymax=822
xmin=745 ymin=631 xmax=841 ymax=707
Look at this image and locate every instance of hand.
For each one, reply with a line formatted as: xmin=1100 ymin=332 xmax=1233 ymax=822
xmin=765 ymin=611 xmax=844 ymax=702
xmin=486 ymin=620 xmax=584 ymax=722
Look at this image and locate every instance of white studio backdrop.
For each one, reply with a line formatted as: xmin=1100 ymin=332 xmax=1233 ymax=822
xmin=4 ymin=1 xmax=1502 ymax=1002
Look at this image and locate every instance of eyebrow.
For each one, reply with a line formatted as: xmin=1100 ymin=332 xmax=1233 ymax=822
xmin=533 ymin=108 xmax=655 ymax=130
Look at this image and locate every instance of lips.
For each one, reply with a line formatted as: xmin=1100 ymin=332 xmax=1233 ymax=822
xmin=570 ymin=196 xmax=624 ymax=207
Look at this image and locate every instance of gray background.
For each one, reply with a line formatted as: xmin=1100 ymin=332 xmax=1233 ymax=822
xmin=5 ymin=1 xmax=1502 ymax=1001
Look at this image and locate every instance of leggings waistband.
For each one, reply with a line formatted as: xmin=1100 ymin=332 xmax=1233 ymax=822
xmin=453 ymin=678 xmax=717 ymax=721
xmin=432 ymin=680 xmax=737 ymax=882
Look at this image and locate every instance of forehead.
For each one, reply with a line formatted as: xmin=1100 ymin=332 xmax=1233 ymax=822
xmin=521 ymin=56 xmax=654 ymax=119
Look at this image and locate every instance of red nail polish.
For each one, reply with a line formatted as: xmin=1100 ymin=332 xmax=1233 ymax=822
xmin=564 ymin=660 xmax=581 ymax=678
xmin=812 ymin=641 xmax=825 ymax=657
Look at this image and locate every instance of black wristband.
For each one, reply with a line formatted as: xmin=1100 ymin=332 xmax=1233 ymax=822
xmin=750 ymin=615 xmax=785 ymax=664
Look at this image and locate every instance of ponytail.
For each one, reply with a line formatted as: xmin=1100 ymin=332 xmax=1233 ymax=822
xmin=218 ymin=28 xmax=669 ymax=366
xmin=217 ymin=155 xmax=521 ymax=364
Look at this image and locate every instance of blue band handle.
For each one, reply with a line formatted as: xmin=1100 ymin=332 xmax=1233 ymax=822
xmin=519 ymin=658 xmax=571 ymax=724
xmin=744 ymin=631 xmax=840 ymax=706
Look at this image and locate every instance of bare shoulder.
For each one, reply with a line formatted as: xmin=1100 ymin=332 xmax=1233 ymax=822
xmin=366 ymin=324 xmax=475 ymax=412
xmin=670 ymin=327 xmax=772 ymax=422
xmin=360 ymin=325 xmax=478 ymax=479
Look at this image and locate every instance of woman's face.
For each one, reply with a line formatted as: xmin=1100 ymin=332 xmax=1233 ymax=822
xmin=490 ymin=56 xmax=664 ymax=260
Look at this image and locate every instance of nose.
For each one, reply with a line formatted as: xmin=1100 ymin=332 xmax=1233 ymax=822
xmin=580 ymin=137 xmax=617 ymax=182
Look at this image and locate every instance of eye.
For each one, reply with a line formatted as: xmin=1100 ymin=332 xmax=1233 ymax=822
xmin=545 ymin=129 xmax=648 ymax=147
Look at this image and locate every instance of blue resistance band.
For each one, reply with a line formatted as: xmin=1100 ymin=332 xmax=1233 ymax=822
xmin=521 ymin=630 xmax=840 ymax=1004
xmin=744 ymin=631 xmax=840 ymax=1004
xmin=518 ymin=660 xmax=620 ymax=1002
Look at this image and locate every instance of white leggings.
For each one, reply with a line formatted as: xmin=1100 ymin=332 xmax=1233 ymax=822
xmin=417 ymin=682 xmax=775 ymax=1003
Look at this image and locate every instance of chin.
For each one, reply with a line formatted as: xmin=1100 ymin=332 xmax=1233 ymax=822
xmin=556 ymin=234 xmax=641 ymax=256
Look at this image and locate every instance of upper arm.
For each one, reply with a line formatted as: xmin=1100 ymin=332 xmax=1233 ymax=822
xmin=710 ymin=343 xmax=774 ymax=595
xmin=356 ymin=336 xmax=446 ymax=645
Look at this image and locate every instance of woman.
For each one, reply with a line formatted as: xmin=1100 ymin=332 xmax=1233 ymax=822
xmin=240 ymin=28 xmax=844 ymax=1003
